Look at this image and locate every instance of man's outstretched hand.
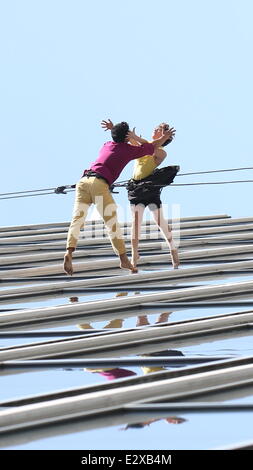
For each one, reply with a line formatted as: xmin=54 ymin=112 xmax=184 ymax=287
xmin=126 ymin=127 xmax=137 ymax=141
xmin=101 ymin=119 xmax=114 ymax=131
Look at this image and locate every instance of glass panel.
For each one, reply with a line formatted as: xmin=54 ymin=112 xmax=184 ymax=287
xmin=2 ymin=410 xmax=253 ymax=450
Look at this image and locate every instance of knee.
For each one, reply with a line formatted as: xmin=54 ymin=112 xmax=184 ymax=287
xmin=71 ymin=212 xmax=85 ymax=224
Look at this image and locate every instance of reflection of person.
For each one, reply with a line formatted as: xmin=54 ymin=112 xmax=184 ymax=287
xmin=64 ymin=121 xmax=173 ymax=275
xmin=71 ymin=300 xmax=187 ymax=427
xmin=69 ymin=296 xmax=79 ymax=303
xmin=136 ymin=313 xmax=173 ymax=373
xmin=121 ymin=416 xmax=187 ymax=430
xmin=76 ymin=293 xmax=182 ymax=379
xmin=141 ymin=348 xmax=184 ymax=374
xmin=78 ymin=316 xmax=136 ymax=379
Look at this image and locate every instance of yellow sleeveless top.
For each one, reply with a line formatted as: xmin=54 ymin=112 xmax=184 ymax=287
xmin=132 ymin=141 xmax=164 ymax=180
xmin=132 ymin=153 xmax=158 ymax=180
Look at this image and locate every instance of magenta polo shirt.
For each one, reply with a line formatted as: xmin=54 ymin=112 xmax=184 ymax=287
xmin=86 ymin=141 xmax=155 ymax=186
xmin=98 ymin=368 xmax=136 ymax=380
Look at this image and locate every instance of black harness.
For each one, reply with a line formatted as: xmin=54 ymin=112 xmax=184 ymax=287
xmin=123 ymin=165 xmax=180 ymax=199
xmin=55 ymin=165 xmax=180 ymax=196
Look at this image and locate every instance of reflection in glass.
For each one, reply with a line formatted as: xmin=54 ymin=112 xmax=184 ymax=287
xmin=71 ymin=294 xmax=185 ymax=380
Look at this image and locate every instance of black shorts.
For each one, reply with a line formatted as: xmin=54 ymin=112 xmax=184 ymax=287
xmin=128 ymin=186 xmax=162 ymax=209
xmin=129 ymin=194 xmax=162 ymax=209
xmin=127 ymin=165 xmax=180 ymax=210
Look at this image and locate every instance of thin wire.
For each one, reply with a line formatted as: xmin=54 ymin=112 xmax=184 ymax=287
xmin=1 ymin=166 xmax=253 ymax=200
xmin=177 ymin=166 xmax=253 ymax=177
xmin=114 ymin=179 xmax=253 ymax=189
xmin=0 ymin=191 xmax=56 ymax=200
xmin=116 ymin=166 xmax=253 ymax=184
xmin=0 ymin=187 xmax=56 ymax=197
xmin=1 ymin=181 xmax=253 ymax=199
xmin=170 ymin=180 xmax=253 ymax=186
xmin=0 ymin=190 xmax=75 ymax=200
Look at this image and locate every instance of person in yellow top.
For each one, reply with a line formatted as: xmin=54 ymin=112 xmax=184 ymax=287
xmin=102 ymin=120 xmax=179 ymax=269
xmin=132 ymin=146 xmax=159 ymax=180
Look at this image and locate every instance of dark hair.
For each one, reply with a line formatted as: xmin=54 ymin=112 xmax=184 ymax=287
xmin=111 ymin=122 xmax=129 ymax=143
xmin=124 ymin=423 xmax=146 ymax=429
xmin=160 ymin=123 xmax=172 ymax=147
xmin=162 ymin=137 xmax=173 ymax=147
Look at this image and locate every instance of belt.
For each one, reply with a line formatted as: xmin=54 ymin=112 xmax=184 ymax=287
xmin=84 ymin=171 xmax=109 ymax=186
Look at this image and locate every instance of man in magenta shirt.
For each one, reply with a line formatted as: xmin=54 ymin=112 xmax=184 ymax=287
xmin=64 ymin=121 xmax=174 ymax=275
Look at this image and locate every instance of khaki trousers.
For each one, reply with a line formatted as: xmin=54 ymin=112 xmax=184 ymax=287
xmin=66 ymin=177 xmax=126 ymax=255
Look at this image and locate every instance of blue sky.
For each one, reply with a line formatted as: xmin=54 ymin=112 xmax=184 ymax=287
xmin=0 ymin=0 xmax=252 ymax=226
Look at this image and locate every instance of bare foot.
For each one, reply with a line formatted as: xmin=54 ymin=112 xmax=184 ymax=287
xmin=78 ymin=323 xmax=94 ymax=330
xmin=131 ymin=252 xmax=140 ymax=268
xmin=171 ymin=249 xmax=180 ymax=269
xmin=64 ymin=253 xmax=73 ymax=275
xmin=156 ymin=312 xmax=171 ymax=324
xmin=105 ymin=319 xmax=123 ymax=328
xmin=136 ymin=315 xmax=149 ymax=327
xmin=120 ymin=253 xmax=138 ymax=273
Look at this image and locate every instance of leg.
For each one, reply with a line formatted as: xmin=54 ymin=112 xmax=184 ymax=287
xmin=151 ymin=206 xmax=180 ymax=269
xmin=91 ymin=178 xmax=137 ymax=273
xmin=78 ymin=323 xmax=94 ymax=330
xmin=155 ymin=311 xmax=171 ymax=324
xmin=130 ymin=203 xmax=145 ymax=268
xmin=136 ymin=315 xmax=150 ymax=327
xmin=104 ymin=319 xmax=123 ymax=328
xmin=64 ymin=179 xmax=92 ymax=275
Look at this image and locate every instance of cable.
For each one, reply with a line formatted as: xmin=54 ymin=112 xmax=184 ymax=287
xmin=0 ymin=191 xmax=57 ymax=200
xmin=0 ymin=190 xmax=76 ymax=200
xmin=0 ymin=187 xmax=56 ymax=197
xmin=114 ymin=179 xmax=253 ymax=188
xmin=112 ymin=179 xmax=253 ymax=190
xmin=1 ymin=166 xmax=253 ymax=201
xmin=0 ymin=185 xmax=74 ymax=198
xmin=170 ymin=180 xmax=253 ymax=187
xmin=177 ymin=166 xmax=253 ymax=177
xmin=116 ymin=166 xmax=253 ymax=184
xmin=1 ymin=180 xmax=253 ymax=199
